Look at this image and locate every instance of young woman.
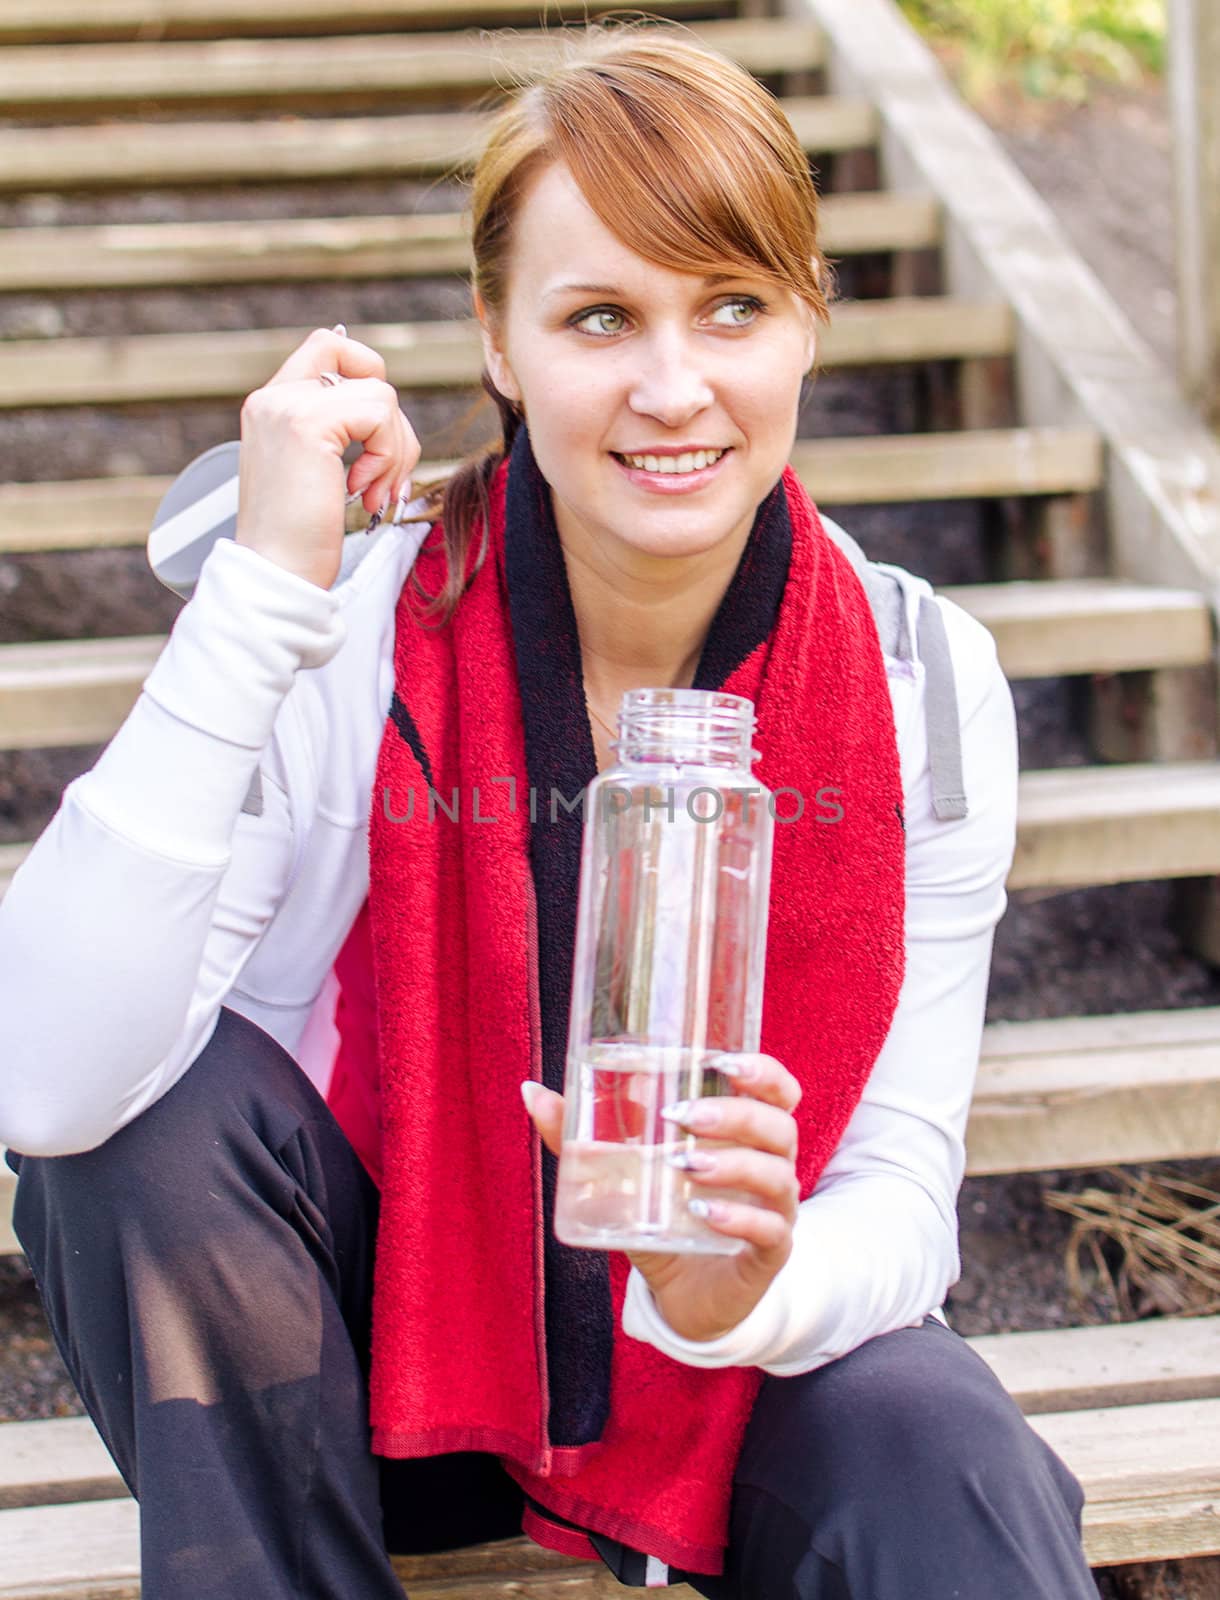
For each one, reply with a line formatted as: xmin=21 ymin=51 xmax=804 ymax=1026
xmin=0 ymin=23 xmax=1097 ymax=1600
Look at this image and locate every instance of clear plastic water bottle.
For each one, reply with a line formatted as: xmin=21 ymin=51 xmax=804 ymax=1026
xmin=554 ymin=688 xmax=775 ymax=1256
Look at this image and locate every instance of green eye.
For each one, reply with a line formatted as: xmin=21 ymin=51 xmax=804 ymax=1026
xmin=714 ymin=297 xmax=762 ymax=324
xmin=573 ymin=308 xmax=627 ymax=336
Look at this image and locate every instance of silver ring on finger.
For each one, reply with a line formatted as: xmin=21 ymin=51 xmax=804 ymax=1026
xmin=318 ymin=370 xmax=343 ymax=387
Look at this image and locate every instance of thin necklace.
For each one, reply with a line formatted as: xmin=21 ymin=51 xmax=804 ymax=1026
xmin=584 ymin=693 xmax=619 ymax=742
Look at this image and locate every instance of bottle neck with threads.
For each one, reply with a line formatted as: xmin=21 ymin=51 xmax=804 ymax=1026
xmin=611 ymin=688 xmax=758 ymax=771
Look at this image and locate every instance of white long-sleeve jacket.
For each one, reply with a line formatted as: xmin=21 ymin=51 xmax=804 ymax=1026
xmin=0 ymin=506 xmax=1018 ymax=1376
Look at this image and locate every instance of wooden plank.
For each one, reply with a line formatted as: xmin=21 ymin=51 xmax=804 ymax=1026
xmin=19 ymin=580 xmax=1200 ymax=754
xmin=1031 ymin=1399 xmax=1220 ymax=1565
xmin=967 ymin=1317 xmax=1220 ymax=1416
xmin=801 ymin=425 xmax=1098 ymax=505
xmin=0 ymin=95 xmax=876 ymax=193
xmin=2 ymin=1313 xmax=1218 ymax=1509
xmin=0 ymin=428 xmax=1091 ymax=556
xmin=0 ymin=212 xmax=476 ymax=293
xmin=0 ymin=299 xmax=1011 ymax=409
xmin=0 ymin=0 xmax=717 ymax=45
xmin=983 ymin=1002 xmax=1220 ymax=1054
xmin=941 ymin=578 xmax=1213 ymax=679
xmin=966 ymin=1005 xmax=1220 ymax=1174
xmin=0 ymin=1420 xmax=121 ymax=1511
xmin=817 ymin=296 xmax=1011 ymax=368
xmin=816 ymin=190 xmax=941 ymax=256
xmin=0 ymin=20 xmax=827 ymax=112
xmin=0 ymin=476 xmax=177 ymax=554
xmin=0 ymin=637 xmax=163 ymax=751
xmin=0 ymin=1499 xmax=140 ymax=1600
xmin=0 ymin=428 xmax=1091 ymax=555
xmin=2 ymin=1405 xmax=1219 ymax=1584
xmin=0 ymin=320 xmax=484 ymax=409
xmin=0 ymin=194 xmax=939 ymax=293
xmin=1169 ymin=0 xmax=1220 ymax=430
xmin=1011 ymin=761 xmax=1220 ymax=891
xmin=0 ymin=1498 xmax=689 ymax=1598
xmin=0 ymin=1153 xmax=16 ymax=1256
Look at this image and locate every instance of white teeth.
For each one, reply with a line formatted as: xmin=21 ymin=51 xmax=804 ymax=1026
xmin=621 ymin=448 xmax=726 ymax=474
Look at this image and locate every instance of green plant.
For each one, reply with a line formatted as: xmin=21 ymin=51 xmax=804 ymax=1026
xmin=898 ymin=0 xmax=1166 ymax=103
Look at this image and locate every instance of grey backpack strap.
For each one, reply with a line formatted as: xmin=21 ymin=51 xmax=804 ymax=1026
xmin=820 ymin=514 xmax=968 ymax=822
xmin=820 ymin=515 xmax=911 ymax=660
xmin=240 ymin=767 xmax=265 ymax=819
xmin=916 ymin=594 xmax=968 ymax=822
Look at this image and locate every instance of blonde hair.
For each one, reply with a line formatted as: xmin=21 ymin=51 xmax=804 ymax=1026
xmin=408 ymin=18 xmax=832 ymax=625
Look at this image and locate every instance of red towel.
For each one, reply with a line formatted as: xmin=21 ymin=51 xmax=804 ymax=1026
xmin=330 ymin=424 xmax=906 ymax=1575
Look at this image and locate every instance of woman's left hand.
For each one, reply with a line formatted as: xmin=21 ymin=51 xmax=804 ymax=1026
xmin=523 ymin=1053 xmax=802 ymax=1342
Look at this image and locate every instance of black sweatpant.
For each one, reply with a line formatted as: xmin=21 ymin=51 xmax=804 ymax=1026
xmin=9 ymin=1006 xmax=1100 ymax=1599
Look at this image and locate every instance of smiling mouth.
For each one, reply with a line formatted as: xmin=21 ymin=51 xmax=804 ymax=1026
xmin=611 ymin=448 xmax=730 ymax=476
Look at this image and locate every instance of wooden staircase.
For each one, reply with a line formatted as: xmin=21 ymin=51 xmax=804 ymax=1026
xmin=3 ymin=0 xmax=1220 ymax=1591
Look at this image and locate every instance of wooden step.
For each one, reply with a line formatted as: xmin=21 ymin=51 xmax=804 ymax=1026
xmin=0 ymin=428 xmax=1095 ymax=556
xmin=0 ymin=1155 xmax=16 ymax=1256
xmin=0 ymin=1499 xmax=655 ymax=1598
xmin=0 ymin=193 xmax=941 ymax=293
xmin=0 ymin=19 xmax=826 ymax=113
xmin=2 ymin=1314 xmax=1216 ymax=1501
xmin=0 ymin=95 xmax=877 ymax=192
xmin=0 ymin=1418 xmax=120 ymax=1511
xmin=1029 ymin=1398 xmax=1220 ymax=1565
xmin=1 ymin=1002 xmax=1217 ymax=1222
xmin=941 ymin=578 xmax=1212 ymax=679
xmin=1 ymin=576 xmax=1204 ymax=755
xmin=801 ymin=425 xmax=1101 ymax=508
xmin=966 ymin=1315 xmax=1220 ymax=1415
xmin=5 ymin=697 xmax=1219 ymax=890
xmin=0 ymin=1500 xmax=140 ymax=1600
xmin=0 ymin=299 xmax=1012 ymax=409
xmin=4 ymin=1394 xmax=1220 ymax=1581
xmin=0 ymin=636 xmax=164 ymax=751
xmin=1011 ymin=761 xmax=1220 ymax=892
xmin=967 ymin=1007 xmax=1220 ymax=1175
xmin=0 ymin=0 xmax=720 ymax=46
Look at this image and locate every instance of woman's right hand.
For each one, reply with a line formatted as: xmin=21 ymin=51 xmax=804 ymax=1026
xmin=234 ymin=325 xmax=421 ymax=591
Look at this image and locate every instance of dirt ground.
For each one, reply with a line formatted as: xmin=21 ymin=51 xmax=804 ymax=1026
xmin=1 ymin=59 xmax=1216 ymax=1598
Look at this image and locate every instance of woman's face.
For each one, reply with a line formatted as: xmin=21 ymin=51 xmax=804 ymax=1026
xmin=476 ymin=161 xmax=817 ymax=566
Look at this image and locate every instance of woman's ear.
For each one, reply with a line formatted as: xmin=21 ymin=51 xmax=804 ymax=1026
xmin=473 ymin=289 xmax=523 ymax=408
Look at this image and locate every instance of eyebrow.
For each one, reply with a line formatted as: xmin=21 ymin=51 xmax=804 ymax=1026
xmin=542 ymin=273 xmax=746 ymax=301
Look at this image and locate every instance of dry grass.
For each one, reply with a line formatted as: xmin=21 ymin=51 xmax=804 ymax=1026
xmin=1044 ymin=1166 xmax=1220 ymax=1320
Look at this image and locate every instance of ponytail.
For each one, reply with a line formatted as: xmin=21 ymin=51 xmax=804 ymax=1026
xmin=404 ymin=372 xmax=523 ymax=629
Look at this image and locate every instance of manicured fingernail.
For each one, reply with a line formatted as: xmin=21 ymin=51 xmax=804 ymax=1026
xmin=331 ymin=322 xmax=347 ymax=337
xmin=365 ymin=495 xmax=390 ymax=534
xmin=667 ymin=1149 xmax=717 ymax=1173
xmin=520 ymin=1080 xmax=543 ymax=1114
xmin=345 ymin=489 xmax=364 ymax=505
xmin=710 ymin=1053 xmax=755 ymax=1081
xmin=688 ymin=1198 xmax=722 ymax=1221
xmin=706 ymin=1055 xmax=743 ymax=1078
xmin=661 ymin=1101 xmax=716 ymax=1130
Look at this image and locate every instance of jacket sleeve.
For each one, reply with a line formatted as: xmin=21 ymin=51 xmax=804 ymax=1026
xmin=0 ymin=537 xmax=348 ymax=1157
xmin=621 ymin=594 xmax=1019 ymax=1372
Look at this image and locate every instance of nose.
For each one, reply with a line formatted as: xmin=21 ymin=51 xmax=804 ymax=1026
xmin=626 ymin=326 xmax=715 ymax=428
